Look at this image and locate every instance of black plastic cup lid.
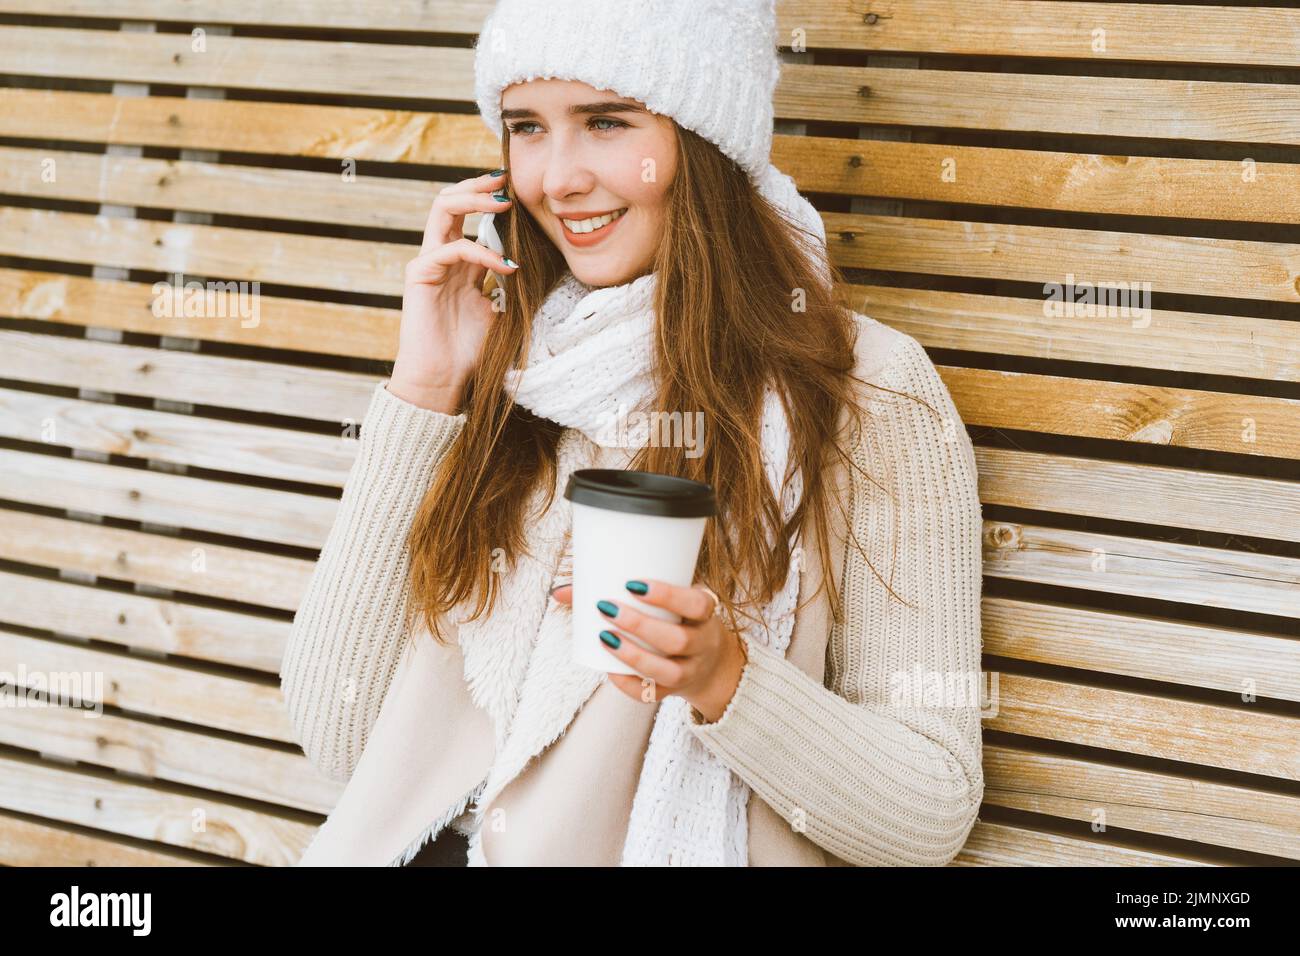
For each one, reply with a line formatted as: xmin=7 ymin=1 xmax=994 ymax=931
xmin=564 ymin=469 xmax=717 ymax=518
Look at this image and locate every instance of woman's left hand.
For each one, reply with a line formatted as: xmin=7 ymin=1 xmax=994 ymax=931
xmin=550 ymin=580 xmax=747 ymax=723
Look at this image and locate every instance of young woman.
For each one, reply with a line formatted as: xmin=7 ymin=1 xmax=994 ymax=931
xmin=280 ymin=0 xmax=985 ymax=867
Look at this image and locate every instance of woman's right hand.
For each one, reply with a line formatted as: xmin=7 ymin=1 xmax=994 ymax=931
xmin=388 ymin=169 xmax=519 ymax=414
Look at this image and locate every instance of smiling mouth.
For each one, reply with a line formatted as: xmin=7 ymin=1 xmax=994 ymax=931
xmin=558 ymin=207 xmax=628 ymax=235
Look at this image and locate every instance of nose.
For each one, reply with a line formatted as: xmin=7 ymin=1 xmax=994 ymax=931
xmin=540 ymin=134 xmax=596 ymax=211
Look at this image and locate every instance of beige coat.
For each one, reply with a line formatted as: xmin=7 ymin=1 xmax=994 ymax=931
xmin=288 ymin=315 xmax=985 ymax=866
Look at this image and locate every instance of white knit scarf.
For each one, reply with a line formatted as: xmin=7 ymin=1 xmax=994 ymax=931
xmin=450 ymin=266 xmax=804 ymax=866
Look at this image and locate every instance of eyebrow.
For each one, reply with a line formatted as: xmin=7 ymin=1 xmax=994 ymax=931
xmin=499 ymin=101 xmax=649 ymax=121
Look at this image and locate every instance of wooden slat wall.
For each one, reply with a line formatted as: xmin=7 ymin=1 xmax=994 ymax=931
xmin=0 ymin=1 xmax=1296 ymax=867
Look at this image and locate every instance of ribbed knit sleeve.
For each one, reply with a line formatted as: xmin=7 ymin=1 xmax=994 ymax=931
xmin=278 ymin=380 xmax=467 ymax=783
xmin=687 ymin=332 xmax=985 ymax=866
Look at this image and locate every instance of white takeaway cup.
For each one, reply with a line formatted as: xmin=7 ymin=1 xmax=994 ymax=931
xmin=563 ymin=469 xmax=717 ymax=675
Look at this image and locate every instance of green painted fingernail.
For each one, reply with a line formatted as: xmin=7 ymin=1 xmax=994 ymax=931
xmin=502 ymin=256 xmax=518 ymax=268
xmin=625 ymin=580 xmax=648 ymax=595
xmin=599 ymin=630 xmax=621 ymax=648
xmin=489 ymin=167 xmax=506 ymax=176
xmin=596 ymin=600 xmax=619 ymax=618
xmin=494 ymin=191 xmax=510 ymax=202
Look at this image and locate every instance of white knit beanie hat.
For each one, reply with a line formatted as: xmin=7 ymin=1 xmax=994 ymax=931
xmin=472 ymin=0 xmax=829 ymax=278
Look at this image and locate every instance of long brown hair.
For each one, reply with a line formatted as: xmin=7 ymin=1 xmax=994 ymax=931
xmin=405 ymin=123 xmax=920 ymax=645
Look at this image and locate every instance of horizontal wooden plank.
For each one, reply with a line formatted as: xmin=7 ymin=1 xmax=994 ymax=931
xmin=987 ymin=674 xmax=1300 ymax=781
xmin=984 ymin=743 xmax=1300 ymax=860
xmin=944 ymin=366 xmax=1300 ymax=460
xmin=4 ymin=29 xmax=1297 ymax=144
xmin=0 ymin=509 xmax=312 ymax=611
xmin=0 ymin=629 xmax=295 ymax=742
xmin=0 ymin=145 xmax=448 ymax=231
xmin=782 ymin=137 xmax=1300 ymax=226
xmin=807 ymin=0 xmax=1300 ymax=68
xmin=0 ymin=750 xmax=314 ymax=864
xmin=0 ymin=89 xmax=498 ymax=166
xmin=0 ymin=268 xmax=400 ymax=360
xmin=0 ymin=569 xmax=289 ymax=672
xmin=0 ymin=386 xmax=358 ymax=486
xmin=983 ymin=521 xmax=1300 ymax=619
xmin=0 ymin=26 xmax=476 ymax=100
xmin=0 ymin=0 xmax=494 ymax=33
xmin=0 ymin=207 xmax=407 ymax=297
xmin=951 ymin=820 xmax=1212 ymax=866
xmin=0 ymin=448 xmax=337 ymax=551
xmin=0 ymin=329 xmax=379 ymax=422
xmin=830 ymin=213 xmax=1300 ymax=304
xmin=780 ymin=65 xmax=1300 ymax=146
xmin=0 ymin=811 xmax=211 ymax=866
xmin=843 ymin=285 xmax=1300 ymax=383
xmin=0 ymin=697 xmax=341 ymax=814
xmin=984 ymin=596 xmax=1300 ymax=703
xmin=975 ymin=447 xmax=1300 ymax=544
xmin=7 ymin=1 xmax=1297 ymax=70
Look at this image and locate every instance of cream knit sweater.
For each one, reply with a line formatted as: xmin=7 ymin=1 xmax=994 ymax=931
xmin=280 ymin=321 xmax=986 ymax=866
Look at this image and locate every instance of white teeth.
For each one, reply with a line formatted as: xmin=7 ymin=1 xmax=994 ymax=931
xmin=562 ymin=208 xmax=627 ymax=233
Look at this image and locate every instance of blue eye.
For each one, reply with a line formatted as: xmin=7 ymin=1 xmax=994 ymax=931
xmin=506 ymin=117 xmax=629 ymax=137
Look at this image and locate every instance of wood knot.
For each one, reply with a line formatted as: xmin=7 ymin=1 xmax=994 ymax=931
xmin=986 ymin=524 xmax=1022 ymax=549
xmin=1130 ymin=419 xmax=1174 ymax=445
